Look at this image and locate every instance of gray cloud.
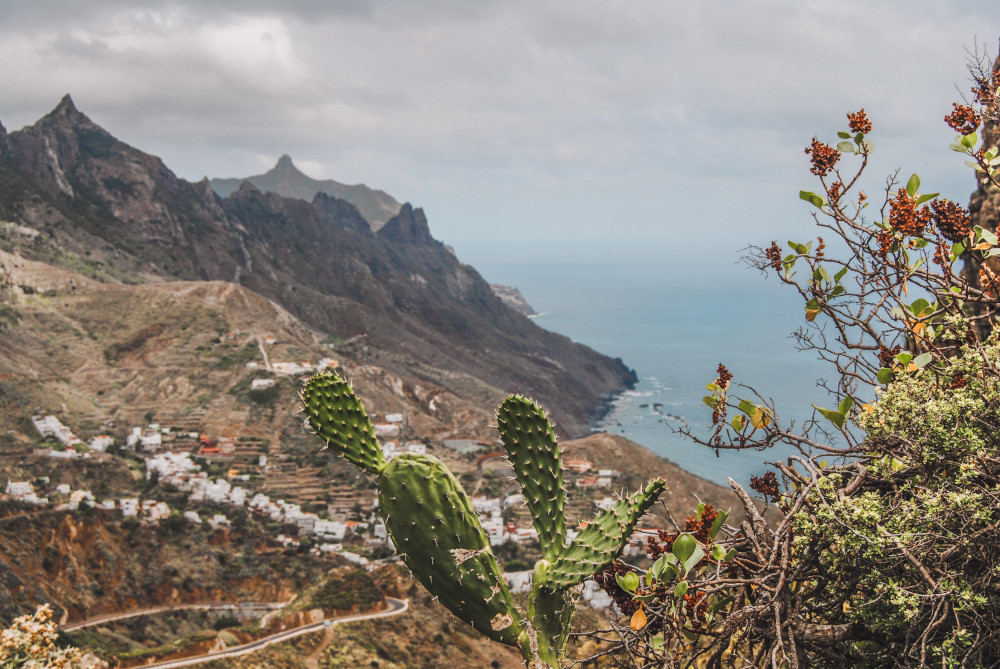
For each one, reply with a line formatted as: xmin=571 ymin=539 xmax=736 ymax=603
xmin=0 ymin=1 xmax=996 ymax=270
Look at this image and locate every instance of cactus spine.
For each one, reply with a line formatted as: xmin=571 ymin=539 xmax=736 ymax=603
xmin=302 ymin=373 xmax=665 ymax=668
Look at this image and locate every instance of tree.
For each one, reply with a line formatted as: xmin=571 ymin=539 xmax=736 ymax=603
xmin=577 ymin=46 xmax=1000 ymax=668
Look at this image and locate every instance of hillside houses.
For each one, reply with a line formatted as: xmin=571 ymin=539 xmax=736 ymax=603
xmin=31 ymin=414 xmax=82 ymax=448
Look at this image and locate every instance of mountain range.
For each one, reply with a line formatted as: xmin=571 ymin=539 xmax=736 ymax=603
xmin=0 ymin=95 xmax=635 ymax=437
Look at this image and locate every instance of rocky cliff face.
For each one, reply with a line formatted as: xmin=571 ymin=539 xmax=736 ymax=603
xmin=0 ymin=96 xmax=635 ymax=437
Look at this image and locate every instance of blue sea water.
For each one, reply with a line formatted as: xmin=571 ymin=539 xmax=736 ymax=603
xmin=476 ymin=259 xmax=833 ymax=488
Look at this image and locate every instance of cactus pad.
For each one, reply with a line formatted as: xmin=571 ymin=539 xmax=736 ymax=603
xmin=496 ymin=395 xmax=567 ymax=560
xmin=541 ymin=479 xmax=666 ymax=590
xmin=301 ymin=372 xmax=385 ymax=475
xmin=378 ymin=453 xmax=522 ymax=646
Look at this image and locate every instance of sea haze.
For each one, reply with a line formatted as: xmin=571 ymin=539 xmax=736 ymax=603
xmin=477 ymin=258 xmax=833 ymax=488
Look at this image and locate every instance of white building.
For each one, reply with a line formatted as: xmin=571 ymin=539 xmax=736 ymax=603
xmin=90 ymin=435 xmax=114 ymax=452
xmin=315 ymin=519 xmax=348 ymax=541
xmin=251 ymin=378 xmax=275 ymax=390
xmin=120 ymin=498 xmax=139 ymax=517
xmin=5 ymin=481 xmax=37 ymax=504
xmin=373 ymin=424 xmax=400 ymax=438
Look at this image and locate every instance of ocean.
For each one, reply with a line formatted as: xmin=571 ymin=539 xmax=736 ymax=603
xmin=475 ymin=258 xmax=833 ymax=488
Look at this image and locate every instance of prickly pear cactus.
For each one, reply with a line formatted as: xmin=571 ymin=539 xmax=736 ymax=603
xmin=379 ymin=453 xmax=522 ymax=645
xmin=302 ymin=372 xmax=666 ymax=668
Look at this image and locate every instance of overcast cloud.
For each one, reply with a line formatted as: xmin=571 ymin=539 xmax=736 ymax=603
xmin=0 ymin=1 xmax=996 ymax=276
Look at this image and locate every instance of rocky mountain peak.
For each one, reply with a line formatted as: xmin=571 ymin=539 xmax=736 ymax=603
xmin=377 ymin=204 xmax=434 ymax=244
xmin=274 ymin=154 xmax=296 ymax=170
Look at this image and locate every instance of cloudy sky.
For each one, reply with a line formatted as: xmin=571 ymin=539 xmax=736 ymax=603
xmin=0 ymin=1 xmax=996 ymax=279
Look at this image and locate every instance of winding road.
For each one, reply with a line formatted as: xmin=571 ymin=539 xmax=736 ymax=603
xmin=64 ymin=598 xmax=409 ymax=668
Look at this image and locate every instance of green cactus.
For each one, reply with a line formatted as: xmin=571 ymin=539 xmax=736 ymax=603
xmin=302 ymin=373 xmax=665 ymax=668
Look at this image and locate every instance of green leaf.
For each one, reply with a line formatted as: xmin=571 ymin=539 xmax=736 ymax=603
xmin=616 ymin=571 xmax=639 ymax=593
xmin=961 ymin=131 xmax=978 ymax=149
xmin=738 ymin=399 xmax=756 ymax=416
xmin=708 ymin=595 xmax=734 ymax=616
xmin=814 ymin=404 xmax=846 ymax=430
xmin=705 ymin=382 xmax=719 ymax=392
xmin=834 ymin=266 xmax=848 ymax=283
xmin=697 ymin=503 xmax=705 ymax=519
xmin=950 ymin=142 xmax=967 ymax=152
xmin=913 ymin=352 xmax=932 ymax=368
xmin=909 ymin=298 xmax=931 ymax=316
xmin=895 ymin=352 xmax=913 ymax=366
xmin=837 ymin=141 xmax=855 ymax=153
xmin=683 ymin=544 xmax=705 ymax=575
xmin=724 ymin=549 xmax=737 ymax=562
xmin=980 ymin=229 xmax=998 ymax=246
xmin=838 ymin=396 xmax=854 ymax=415
xmin=650 ymin=554 xmax=675 ymax=581
xmin=837 ymin=131 xmax=852 ymax=139
xmin=950 ymin=242 xmax=966 ymax=261
xmin=650 ymin=635 xmax=664 ymax=649
xmin=830 ymin=285 xmax=846 ymax=297
xmin=854 ymin=132 xmax=865 ymax=144
xmin=702 ymin=396 xmax=718 ymax=409
xmin=877 ymin=368 xmax=893 ymax=385
xmin=674 ymin=580 xmax=689 ymax=598
xmin=915 ymin=192 xmax=939 ymax=205
xmin=731 ymin=414 xmax=745 ymax=431
xmin=711 ymin=544 xmax=727 ymax=561
xmin=672 ymin=533 xmax=697 ymax=565
xmin=709 ymin=509 xmax=729 ymax=540
xmin=905 ymin=173 xmax=920 ymax=196
xmin=799 ymin=191 xmax=825 ymax=209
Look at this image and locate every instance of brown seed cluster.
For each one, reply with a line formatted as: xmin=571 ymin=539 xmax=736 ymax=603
xmin=889 ymin=188 xmax=932 ymax=237
xmin=715 ymin=364 xmax=733 ymax=389
xmin=805 ymin=138 xmax=840 ymax=177
xmin=847 ymin=108 xmax=872 ymax=134
xmin=878 ymin=344 xmax=901 ymax=369
xmin=766 ymin=241 xmax=783 ymax=271
xmin=945 ymin=103 xmax=982 ymax=135
xmin=931 ymin=198 xmax=972 ymax=243
xmin=749 ymin=471 xmax=780 ymax=503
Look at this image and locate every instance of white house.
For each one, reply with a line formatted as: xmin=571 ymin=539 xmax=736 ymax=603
xmin=90 ymin=435 xmax=113 ymax=452
xmin=120 ymin=498 xmax=139 ymax=517
xmin=251 ymin=378 xmax=275 ymax=390
xmin=5 ymin=481 xmax=37 ymax=504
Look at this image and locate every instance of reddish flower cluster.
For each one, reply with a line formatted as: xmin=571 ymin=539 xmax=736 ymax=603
xmin=847 ymin=108 xmax=872 ymax=135
xmin=828 ymin=181 xmax=844 ymax=203
xmin=715 ymin=364 xmax=733 ymax=389
xmin=889 ymin=188 xmax=932 ymax=237
xmin=980 ymin=266 xmax=1000 ymax=299
xmin=945 ymin=103 xmax=982 ymax=135
xmin=951 ymin=373 xmax=968 ymax=389
xmin=749 ymin=471 xmax=780 ymax=503
xmin=766 ymin=241 xmax=783 ymax=271
xmin=878 ymin=344 xmax=901 ymax=369
xmin=931 ymin=198 xmax=972 ymax=243
xmin=972 ymin=67 xmax=1000 ymax=108
xmin=805 ymin=138 xmax=840 ymax=177
xmin=816 ymin=236 xmax=826 ymax=260
xmin=933 ymin=242 xmax=950 ymax=267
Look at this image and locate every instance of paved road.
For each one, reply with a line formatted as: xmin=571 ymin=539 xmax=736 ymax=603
xmin=113 ymin=598 xmax=409 ymax=669
xmin=61 ymin=602 xmax=287 ymax=632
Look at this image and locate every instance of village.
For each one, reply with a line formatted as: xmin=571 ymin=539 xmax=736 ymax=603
xmin=3 ymin=350 xmax=640 ymax=609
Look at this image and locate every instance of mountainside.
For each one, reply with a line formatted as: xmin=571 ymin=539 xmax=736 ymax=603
xmin=0 ymin=96 xmax=635 ymax=438
xmin=209 ymin=154 xmax=402 ymax=231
